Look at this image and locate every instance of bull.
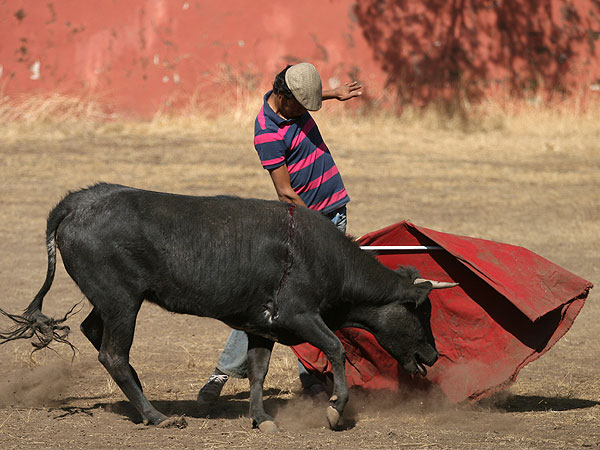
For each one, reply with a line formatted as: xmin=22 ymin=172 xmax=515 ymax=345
xmin=0 ymin=183 xmax=456 ymax=431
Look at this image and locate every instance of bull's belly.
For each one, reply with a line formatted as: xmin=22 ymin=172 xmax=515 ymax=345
xmin=148 ymin=293 xmax=304 ymax=344
xmin=231 ymin=323 xmax=307 ymax=346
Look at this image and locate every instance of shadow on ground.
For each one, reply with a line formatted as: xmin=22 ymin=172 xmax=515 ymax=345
xmin=49 ymin=391 xmax=600 ymax=426
xmin=57 ymin=388 xmax=289 ymax=424
xmin=489 ymin=394 xmax=600 ymax=413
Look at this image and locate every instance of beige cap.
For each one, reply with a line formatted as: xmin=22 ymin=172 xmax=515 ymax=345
xmin=285 ymin=63 xmax=323 ymax=111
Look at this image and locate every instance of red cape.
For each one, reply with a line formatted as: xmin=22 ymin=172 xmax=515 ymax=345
xmin=291 ymin=222 xmax=593 ymax=402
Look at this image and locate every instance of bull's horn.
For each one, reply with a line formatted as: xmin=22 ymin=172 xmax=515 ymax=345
xmin=414 ymin=278 xmax=459 ymax=289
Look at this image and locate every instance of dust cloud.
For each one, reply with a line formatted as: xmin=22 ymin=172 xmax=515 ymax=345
xmin=0 ymin=361 xmax=73 ymax=407
xmin=272 ymin=383 xmax=521 ymax=433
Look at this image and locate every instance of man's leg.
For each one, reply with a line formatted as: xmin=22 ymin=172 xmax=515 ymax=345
xmin=198 ymin=329 xmax=249 ymax=406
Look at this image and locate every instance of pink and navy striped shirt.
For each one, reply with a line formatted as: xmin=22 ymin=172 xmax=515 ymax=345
xmin=254 ymin=90 xmax=350 ymax=214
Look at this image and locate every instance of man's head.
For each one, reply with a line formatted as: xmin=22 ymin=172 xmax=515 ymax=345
xmin=272 ymin=63 xmax=322 ymax=119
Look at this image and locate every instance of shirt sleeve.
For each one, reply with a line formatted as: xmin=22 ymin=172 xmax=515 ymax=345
xmin=254 ymin=129 xmax=287 ymax=170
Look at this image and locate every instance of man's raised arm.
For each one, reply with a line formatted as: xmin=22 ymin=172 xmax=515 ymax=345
xmin=322 ymin=81 xmax=363 ymax=102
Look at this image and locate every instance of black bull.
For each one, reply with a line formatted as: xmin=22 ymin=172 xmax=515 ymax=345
xmin=0 ymin=183 xmax=447 ymax=431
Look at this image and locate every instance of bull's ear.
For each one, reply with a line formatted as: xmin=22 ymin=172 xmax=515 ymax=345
xmin=405 ymin=281 xmax=433 ymax=307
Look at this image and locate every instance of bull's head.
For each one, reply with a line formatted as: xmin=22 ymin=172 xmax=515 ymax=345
xmin=342 ymin=273 xmax=457 ymax=377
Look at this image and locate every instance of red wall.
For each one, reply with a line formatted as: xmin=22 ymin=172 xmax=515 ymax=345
xmin=1 ymin=0 xmax=598 ymax=116
xmin=355 ymin=0 xmax=600 ymax=106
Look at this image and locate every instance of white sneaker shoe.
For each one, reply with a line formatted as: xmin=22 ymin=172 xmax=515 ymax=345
xmin=197 ymin=371 xmax=229 ymax=406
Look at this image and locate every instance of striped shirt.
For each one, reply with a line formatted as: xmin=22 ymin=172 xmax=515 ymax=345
xmin=253 ymin=90 xmax=350 ymax=214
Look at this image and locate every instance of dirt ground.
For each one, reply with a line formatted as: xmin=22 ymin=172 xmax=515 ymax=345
xmin=0 ymin=111 xmax=598 ymax=449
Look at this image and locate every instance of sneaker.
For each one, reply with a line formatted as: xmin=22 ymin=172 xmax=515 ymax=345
xmin=197 ymin=369 xmax=229 ymax=406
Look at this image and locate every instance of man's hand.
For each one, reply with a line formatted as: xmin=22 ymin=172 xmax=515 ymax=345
xmin=323 ymin=81 xmax=363 ymax=102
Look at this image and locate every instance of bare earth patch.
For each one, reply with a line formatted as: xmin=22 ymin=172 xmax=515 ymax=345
xmin=0 ymin=109 xmax=598 ymax=449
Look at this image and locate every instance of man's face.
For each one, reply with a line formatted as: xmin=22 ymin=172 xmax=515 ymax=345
xmin=278 ymin=94 xmax=307 ymax=119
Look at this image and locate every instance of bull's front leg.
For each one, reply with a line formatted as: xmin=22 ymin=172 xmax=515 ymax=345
xmin=246 ymin=334 xmax=277 ymax=432
xmin=290 ymin=314 xmax=349 ymax=429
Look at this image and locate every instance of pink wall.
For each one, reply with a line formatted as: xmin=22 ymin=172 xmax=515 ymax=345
xmin=1 ymin=0 xmax=598 ymax=116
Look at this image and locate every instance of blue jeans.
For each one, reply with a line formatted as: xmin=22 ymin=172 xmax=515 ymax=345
xmin=323 ymin=206 xmax=347 ymax=234
xmin=216 ymin=205 xmax=347 ymax=383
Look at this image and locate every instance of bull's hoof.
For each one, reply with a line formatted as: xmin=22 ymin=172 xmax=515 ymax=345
xmin=157 ymin=416 xmax=188 ymax=429
xmin=258 ymin=420 xmax=280 ymax=433
xmin=326 ymin=405 xmax=340 ymax=429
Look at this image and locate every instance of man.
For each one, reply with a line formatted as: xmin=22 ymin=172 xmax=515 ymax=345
xmin=198 ymin=62 xmax=362 ymax=405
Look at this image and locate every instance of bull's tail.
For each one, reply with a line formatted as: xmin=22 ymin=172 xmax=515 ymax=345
xmin=0 ymin=202 xmax=79 ymax=353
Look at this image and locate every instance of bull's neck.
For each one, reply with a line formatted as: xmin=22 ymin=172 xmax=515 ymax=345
xmin=342 ymin=248 xmax=401 ymax=306
xmin=322 ymin=302 xmax=381 ymax=334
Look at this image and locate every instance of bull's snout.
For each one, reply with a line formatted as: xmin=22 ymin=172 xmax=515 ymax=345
xmin=419 ymin=347 xmax=438 ymax=367
xmin=430 ymin=353 xmax=438 ymax=368
xmin=412 ymin=347 xmax=438 ymax=376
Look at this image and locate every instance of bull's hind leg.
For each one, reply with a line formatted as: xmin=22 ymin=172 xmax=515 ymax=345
xmin=80 ymin=308 xmax=143 ymax=391
xmin=246 ymin=334 xmax=278 ymax=432
xmin=94 ymin=301 xmax=186 ymax=428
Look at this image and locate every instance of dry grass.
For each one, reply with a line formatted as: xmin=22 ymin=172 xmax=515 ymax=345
xmin=1 ymin=90 xmax=598 ymax=140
